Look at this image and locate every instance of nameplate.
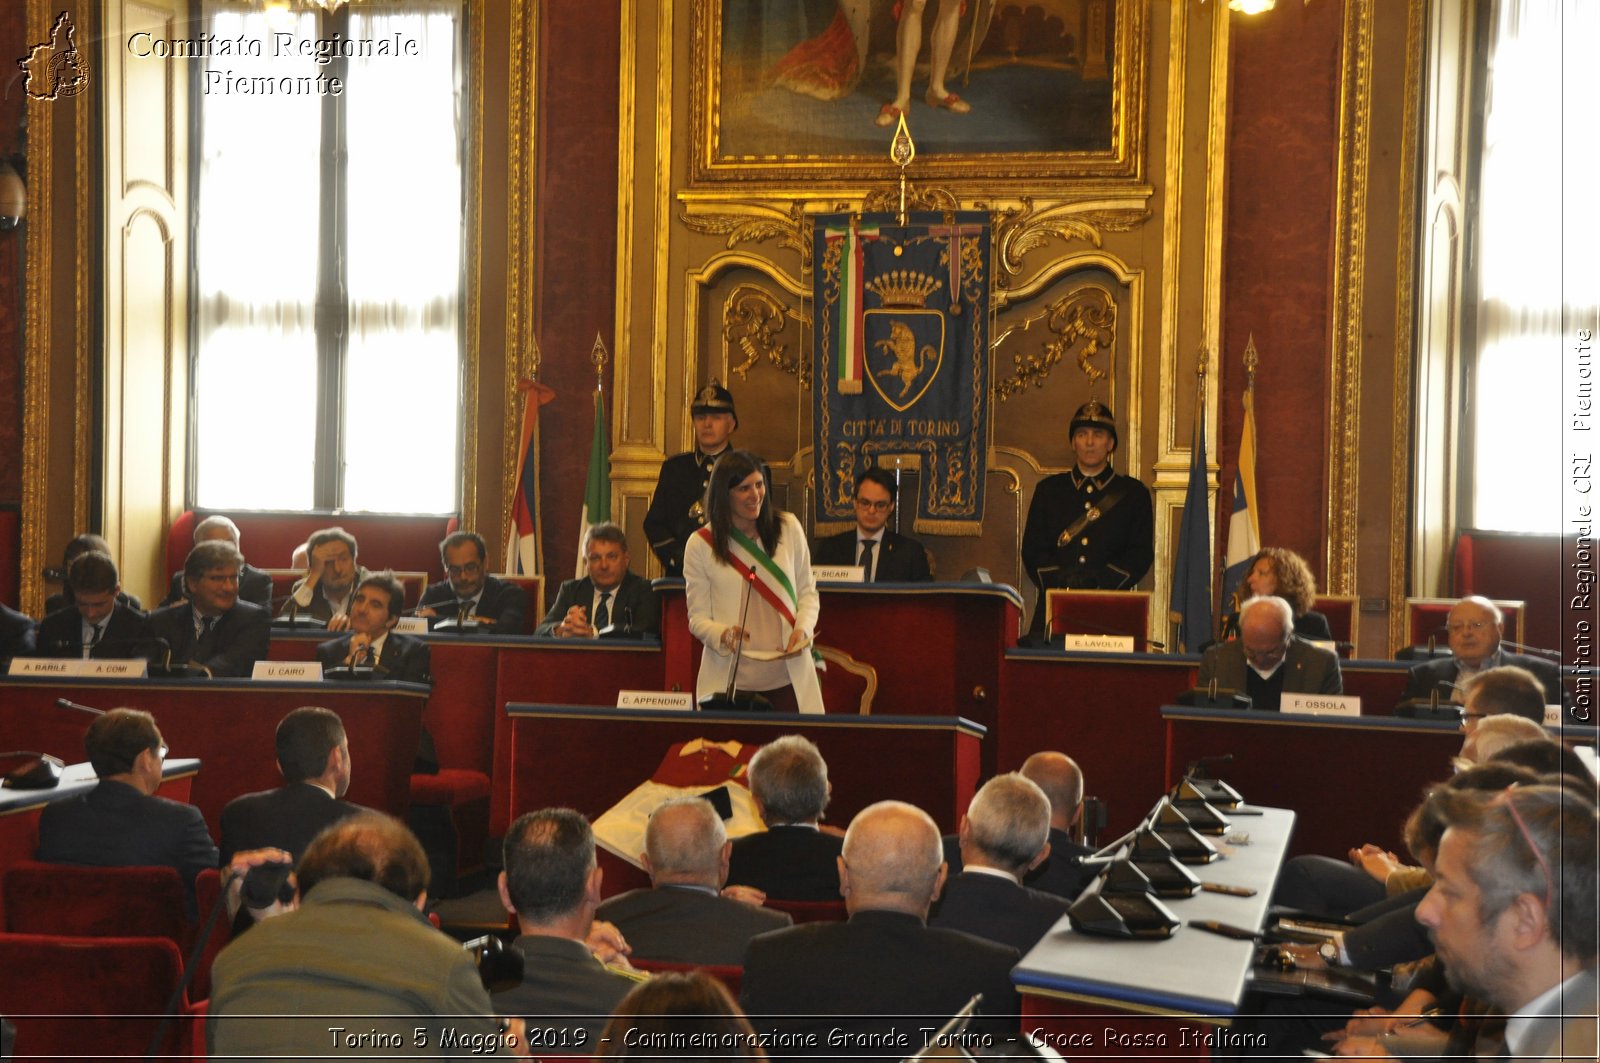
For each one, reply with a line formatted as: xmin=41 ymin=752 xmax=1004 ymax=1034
xmin=814 ymin=565 xmax=865 ymax=583
xmin=617 ymin=690 xmax=695 ymax=711
xmin=8 ymin=657 xmax=153 ymax=678
xmin=394 ymin=617 xmax=429 ymax=635
xmin=1544 ymin=704 xmax=1563 ymax=727
xmin=1063 ymin=633 xmax=1136 ymax=653
xmin=1281 ymin=693 xmax=1362 ymax=717
xmin=251 ymin=661 xmax=324 ymax=682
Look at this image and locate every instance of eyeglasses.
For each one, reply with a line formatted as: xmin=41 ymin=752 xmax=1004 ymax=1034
xmin=154 ymin=744 xmax=168 ymax=761
xmin=855 ymin=499 xmax=892 ymax=512
xmin=1447 ymin=620 xmax=1491 ymax=633
xmin=1496 ymin=788 xmax=1552 ymax=911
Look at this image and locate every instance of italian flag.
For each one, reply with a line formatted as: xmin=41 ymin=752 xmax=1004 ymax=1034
xmin=828 ymin=218 xmax=879 ymax=395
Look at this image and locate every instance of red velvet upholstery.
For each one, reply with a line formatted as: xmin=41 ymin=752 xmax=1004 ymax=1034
xmin=766 ymin=898 xmax=846 ymax=924
xmin=628 ymin=957 xmax=743 ymax=996
xmin=816 ymin=645 xmax=875 ymax=714
xmin=165 ymin=510 xmax=459 ymax=586
xmin=187 ymin=998 xmax=209 ymax=1061
xmin=1312 ymin=595 xmax=1358 ymax=655
xmin=0 ymin=933 xmax=187 ymax=1058
xmin=495 ymin=574 xmax=544 ymax=632
xmin=1453 ymin=531 xmax=1562 ymax=660
xmin=3 ymin=862 xmax=189 ymax=950
xmin=1404 ymin=597 xmax=1525 ymax=650
xmin=191 ymin=868 xmax=230 ymax=1003
xmin=1047 ymin=590 xmax=1152 ymax=651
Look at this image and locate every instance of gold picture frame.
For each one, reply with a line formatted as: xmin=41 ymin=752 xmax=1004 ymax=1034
xmin=690 ymin=0 xmax=1149 ymax=187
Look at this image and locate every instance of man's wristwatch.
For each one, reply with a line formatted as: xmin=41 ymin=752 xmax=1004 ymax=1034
xmin=1318 ymin=940 xmax=1340 ymax=966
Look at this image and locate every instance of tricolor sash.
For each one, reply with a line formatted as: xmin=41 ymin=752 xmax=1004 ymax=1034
xmin=698 ymin=526 xmax=798 ymax=626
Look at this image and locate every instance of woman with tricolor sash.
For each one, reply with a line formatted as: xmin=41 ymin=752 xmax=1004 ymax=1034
xmin=684 ymin=450 xmax=825 ymax=714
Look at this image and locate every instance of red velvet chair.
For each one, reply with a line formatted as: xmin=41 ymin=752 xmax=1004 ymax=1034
xmin=2 ymin=862 xmax=189 ymax=951
xmin=816 ymin=645 xmax=877 ymax=714
xmin=190 ymin=867 xmax=232 ymax=1002
xmin=494 ymin=573 xmax=544 ymax=632
xmin=629 ymin=957 xmax=744 ymax=996
xmin=187 ymin=998 xmax=209 ymax=1061
xmin=1045 ymin=589 xmax=1152 ymax=651
xmin=1311 ymin=595 xmax=1359 ymax=657
xmin=1404 ymin=597 xmax=1525 ymax=651
xmin=765 ymin=898 xmax=846 ymax=923
xmin=0 ymin=932 xmax=187 ymax=1059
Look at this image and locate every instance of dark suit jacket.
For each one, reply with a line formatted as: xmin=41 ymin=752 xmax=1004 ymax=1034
xmin=218 ymin=783 xmax=365 ymax=864
xmin=727 ymin=825 xmax=843 ymax=901
xmin=1402 ymin=651 xmax=1564 ymax=705
xmin=535 ymin=571 xmax=660 ymax=638
xmin=492 ymin=935 xmax=641 ymax=1054
xmin=143 ymin=601 xmax=271 ymax=678
xmin=35 ymin=778 xmax=218 ymax=912
xmin=1197 ymin=636 xmax=1343 ymax=705
xmin=0 ymin=603 xmax=35 ymax=659
xmin=160 ymin=563 xmax=273 ymax=610
xmin=811 ymin=530 xmax=933 ymax=582
xmin=45 ymin=589 xmax=142 ymax=615
xmin=944 ymin=827 xmax=1097 ymax=901
xmin=740 ymin=909 xmax=1021 ymax=1049
xmin=315 ymin=631 xmax=432 ymax=685
xmin=930 ymin=870 xmax=1073 ymax=954
xmin=34 ymin=603 xmax=146 ymax=659
xmin=596 ymin=884 xmax=792 ymax=966
xmin=418 ymin=574 xmax=530 ymax=634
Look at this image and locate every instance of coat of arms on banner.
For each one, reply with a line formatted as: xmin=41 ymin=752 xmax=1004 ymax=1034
xmin=813 ymin=212 xmax=991 ymax=535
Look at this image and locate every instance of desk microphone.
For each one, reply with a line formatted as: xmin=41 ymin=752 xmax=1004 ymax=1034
xmin=271 ymin=591 xmax=327 ymax=629
xmin=698 ymin=571 xmax=771 ymax=712
xmin=1502 ymin=639 xmax=1564 ymax=661
xmin=2 ymin=698 xmax=104 ymax=790
xmin=55 ymin=697 xmax=106 ymax=716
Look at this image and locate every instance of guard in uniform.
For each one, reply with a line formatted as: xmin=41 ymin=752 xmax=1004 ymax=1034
xmin=1020 ymin=400 xmax=1154 ymax=640
xmin=643 ymin=383 xmax=738 ymax=576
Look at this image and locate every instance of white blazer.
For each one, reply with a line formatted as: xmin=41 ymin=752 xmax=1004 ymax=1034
xmin=684 ymin=511 xmax=824 ymax=713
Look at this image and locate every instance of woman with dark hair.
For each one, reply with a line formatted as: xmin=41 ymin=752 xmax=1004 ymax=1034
xmin=1220 ymin=546 xmax=1333 ymax=642
xmin=684 ymin=450 xmax=823 ymax=714
xmin=599 ymin=971 xmax=767 ymax=1062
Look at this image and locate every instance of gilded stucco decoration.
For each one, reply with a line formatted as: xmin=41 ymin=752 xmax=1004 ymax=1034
xmin=991 ymin=287 xmax=1117 ymax=400
xmin=722 ymin=283 xmax=810 ymax=385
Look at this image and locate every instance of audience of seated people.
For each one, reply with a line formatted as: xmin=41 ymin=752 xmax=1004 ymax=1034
xmin=726 ymin=735 xmax=844 ymax=901
xmin=157 ymin=515 xmax=273 ymax=610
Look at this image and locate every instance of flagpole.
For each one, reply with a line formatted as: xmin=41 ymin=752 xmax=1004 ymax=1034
xmin=577 ymin=333 xmax=612 ymax=577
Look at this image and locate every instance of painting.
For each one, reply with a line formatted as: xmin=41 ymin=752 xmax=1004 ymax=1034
xmin=690 ymin=0 xmax=1147 ymax=184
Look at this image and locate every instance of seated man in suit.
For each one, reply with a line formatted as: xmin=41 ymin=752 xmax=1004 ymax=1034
xmin=143 ymin=540 xmax=271 ymax=677
xmin=44 ymin=533 xmax=143 ymax=615
xmin=35 ymin=550 xmax=145 ymax=658
xmin=930 ymin=773 xmax=1071 ymax=953
xmin=944 ymin=751 xmax=1096 ymax=901
xmin=597 ymin=796 xmax=791 ymax=966
xmin=157 ymin=515 xmax=273 ymax=610
xmin=314 ymin=572 xmax=431 ymax=683
xmin=493 ymin=808 xmax=645 ymax=1053
xmin=1403 ymin=595 xmax=1563 ymax=705
xmin=1413 ymin=784 xmax=1597 ymax=1062
xmin=536 ymin=522 xmax=660 ymax=638
xmin=740 ymin=800 xmax=1021 ymax=1045
xmin=0 ymin=601 xmax=35 ymax=660
xmin=811 ymin=467 xmax=932 ymax=582
xmin=416 ymin=530 xmax=529 ymax=633
xmin=281 ymin=526 xmax=368 ymax=631
xmin=36 ymin=708 xmax=217 ymax=911
xmin=727 ymin=735 xmax=843 ymax=901
xmin=1197 ymin=595 xmax=1341 ymax=711
xmin=219 ymin=706 xmax=364 ymax=865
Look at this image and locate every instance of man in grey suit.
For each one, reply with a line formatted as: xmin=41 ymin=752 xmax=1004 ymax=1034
xmin=1415 ymin=784 xmax=1597 ymax=1063
xmin=1197 ymin=595 xmax=1341 ymax=711
xmin=597 ymin=797 xmax=791 ymax=966
xmin=493 ymin=809 xmax=644 ymax=1054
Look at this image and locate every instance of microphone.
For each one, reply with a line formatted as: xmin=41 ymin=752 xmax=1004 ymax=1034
xmin=1394 ymin=680 xmax=1465 ymax=722
xmin=40 ymin=566 xmax=66 ymax=583
xmin=55 ymin=697 xmax=105 ymax=716
xmin=1176 ymin=677 xmax=1250 ymax=709
xmin=1395 ymin=628 xmax=1452 ymax=661
xmin=271 ymin=589 xmax=327 ymax=629
xmin=1 ymin=750 xmax=65 ymax=790
xmin=1502 ymin=639 xmax=1564 ymax=661
xmin=699 ymin=571 xmax=772 ymax=712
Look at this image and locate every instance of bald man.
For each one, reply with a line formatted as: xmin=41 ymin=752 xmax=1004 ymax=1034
xmin=1197 ymin=595 xmax=1341 ymax=711
xmin=595 ymin=797 xmax=791 ymax=966
xmin=740 ymin=801 xmax=1020 ymax=1049
xmin=1402 ymin=596 xmax=1562 ymax=704
xmin=945 ymin=752 xmax=1097 ymax=901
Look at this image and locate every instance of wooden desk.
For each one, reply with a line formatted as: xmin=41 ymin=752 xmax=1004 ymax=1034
xmin=0 ymin=678 xmax=425 ymax=836
xmin=1014 ymin=807 xmax=1297 ymax=1062
xmin=505 ymin=704 xmax=985 ymax=894
xmin=1162 ymin=706 xmax=1463 ymax=858
xmin=654 ymin=580 xmax=1021 ymax=731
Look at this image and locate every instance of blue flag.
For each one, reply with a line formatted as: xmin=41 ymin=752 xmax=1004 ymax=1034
xmin=1170 ymin=409 xmax=1213 ymax=652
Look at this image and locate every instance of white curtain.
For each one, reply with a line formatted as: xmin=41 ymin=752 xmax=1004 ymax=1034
xmin=1471 ymin=0 xmax=1597 ymax=532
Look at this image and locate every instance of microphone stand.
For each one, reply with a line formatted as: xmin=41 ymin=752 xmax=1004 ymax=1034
xmin=698 ymin=571 xmax=771 ymax=712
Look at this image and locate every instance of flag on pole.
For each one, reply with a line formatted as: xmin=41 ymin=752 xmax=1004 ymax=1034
xmin=1222 ymin=383 xmax=1261 ymax=609
xmin=506 ymin=378 xmax=556 ymax=576
xmin=576 ymin=387 xmax=611 ymax=576
xmin=1170 ymin=403 xmax=1213 ymax=652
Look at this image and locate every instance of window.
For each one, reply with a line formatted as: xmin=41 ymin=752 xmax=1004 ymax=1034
xmin=192 ymin=3 xmax=464 ymax=513
xmin=1466 ymin=0 xmax=1596 ymax=532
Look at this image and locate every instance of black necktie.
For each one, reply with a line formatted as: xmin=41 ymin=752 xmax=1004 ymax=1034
xmin=85 ymin=623 xmax=103 ymax=658
xmin=858 ymin=539 xmax=876 ymax=580
xmin=199 ymin=616 xmax=216 ymax=642
xmin=594 ymin=591 xmax=612 ymax=631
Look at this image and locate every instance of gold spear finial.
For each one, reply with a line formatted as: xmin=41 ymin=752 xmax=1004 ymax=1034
xmin=1243 ymin=332 xmax=1260 ymax=392
xmin=590 ymin=332 xmax=609 ymax=391
xmin=1196 ymin=342 xmax=1210 ymax=381
xmin=891 ymin=112 xmax=916 ymax=227
xmin=524 ymin=333 xmax=543 ymax=382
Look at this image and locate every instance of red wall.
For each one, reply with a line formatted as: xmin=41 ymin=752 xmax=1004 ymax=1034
xmin=0 ymin=6 xmax=26 ymax=603
xmin=1218 ymin=0 xmax=1345 ymax=582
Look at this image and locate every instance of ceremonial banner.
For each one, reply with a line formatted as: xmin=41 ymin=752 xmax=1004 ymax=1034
xmin=1222 ymin=384 xmax=1261 ymax=609
xmin=813 ymin=212 xmax=990 ymax=535
xmin=506 ymin=379 xmax=556 ymax=576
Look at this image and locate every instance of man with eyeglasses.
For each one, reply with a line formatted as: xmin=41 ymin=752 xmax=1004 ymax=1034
xmin=143 ymin=540 xmax=271 ymax=677
xmin=1196 ymin=595 xmax=1341 ymax=711
xmin=36 ymin=708 xmax=218 ymax=914
xmin=1401 ymin=596 xmax=1563 ymax=705
xmin=415 ymin=531 xmax=529 ymax=633
xmin=812 ymin=467 xmax=933 ymax=582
